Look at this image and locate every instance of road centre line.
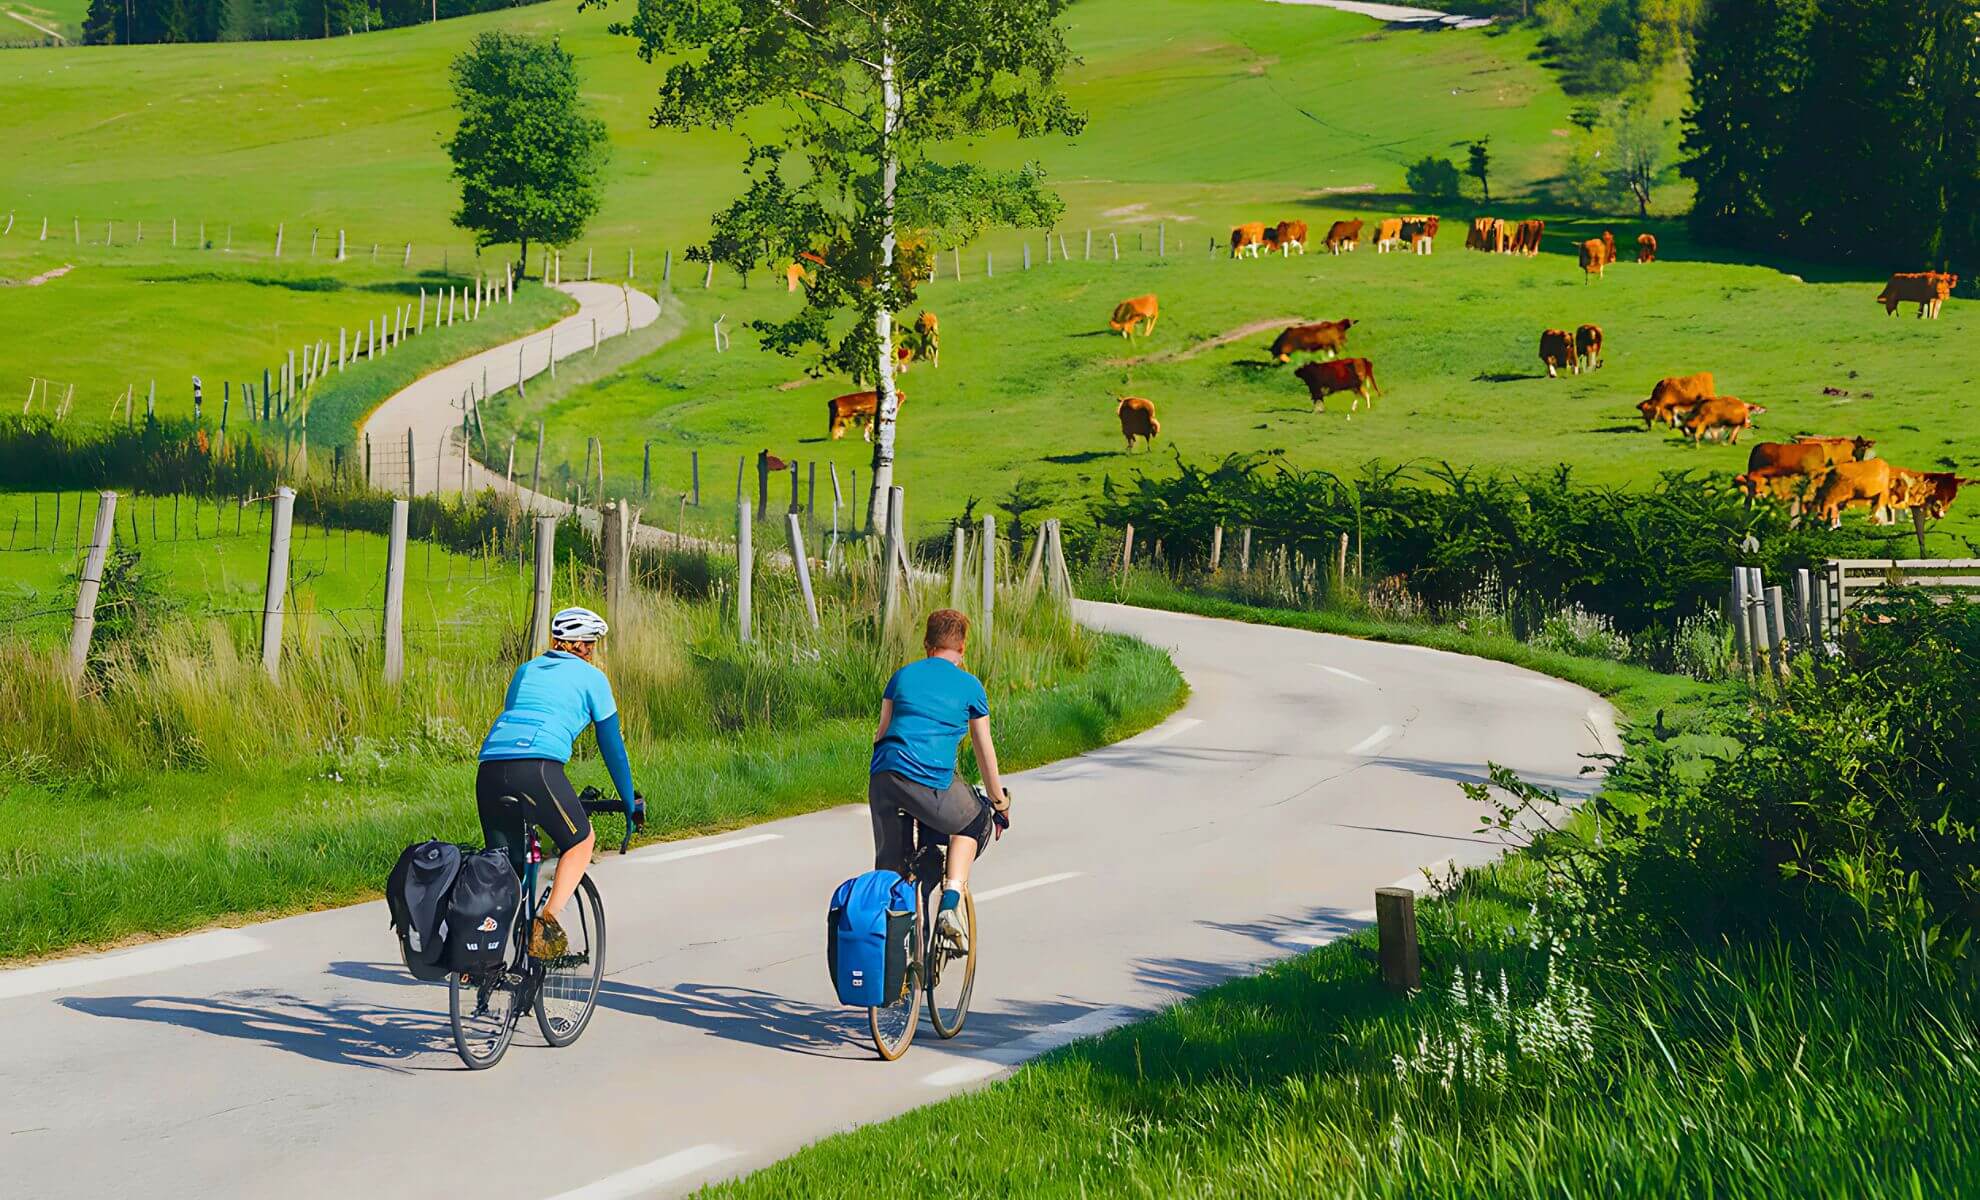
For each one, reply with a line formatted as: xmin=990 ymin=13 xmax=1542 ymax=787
xmin=0 ymin=930 xmax=264 ymax=1001
xmin=630 ymin=833 xmax=782 ymax=866
xmin=920 ymin=1005 xmax=1141 ymax=1086
xmin=973 ymin=872 xmax=1083 ymax=903
xmin=1314 ymin=663 xmax=1373 ymax=685
xmin=1348 ymin=724 xmax=1398 ymax=755
xmin=543 ymin=1145 xmax=742 ymax=1200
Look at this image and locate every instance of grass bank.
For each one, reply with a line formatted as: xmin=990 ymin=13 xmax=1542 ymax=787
xmin=708 ymin=590 xmax=1980 ymax=1198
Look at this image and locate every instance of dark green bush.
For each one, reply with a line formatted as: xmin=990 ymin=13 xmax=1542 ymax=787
xmin=1406 ymin=154 xmax=1464 ymax=200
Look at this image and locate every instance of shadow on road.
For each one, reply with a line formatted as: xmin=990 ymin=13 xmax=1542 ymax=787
xmin=61 ymin=988 xmax=451 ymax=1072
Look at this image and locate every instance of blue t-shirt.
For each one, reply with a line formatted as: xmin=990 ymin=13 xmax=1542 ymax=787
xmin=478 ymin=650 xmax=619 ymax=764
xmin=869 ymin=657 xmax=990 ymax=789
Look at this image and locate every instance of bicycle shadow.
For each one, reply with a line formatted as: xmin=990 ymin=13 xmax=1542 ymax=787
xmin=60 ymin=988 xmax=453 ymax=1073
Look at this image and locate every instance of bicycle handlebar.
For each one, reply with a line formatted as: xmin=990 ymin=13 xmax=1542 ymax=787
xmin=576 ymin=785 xmax=645 ymax=854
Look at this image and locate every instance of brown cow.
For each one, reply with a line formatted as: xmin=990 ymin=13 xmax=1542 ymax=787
xmin=1401 ymin=216 xmax=1439 ymax=254
xmin=1271 ymin=319 xmax=1355 ymax=364
xmin=1116 ymin=396 xmax=1160 ymax=451
xmin=1109 ymin=294 xmax=1159 ymax=338
xmin=1294 ymin=357 xmax=1381 ymax=413
xmin=1575 ymin=324 xmax=1604 ymax=373
xmin=1682 ymin=396 xmax=1766 ymax=446
xmin=826 ymin=389 xmax=906 ymax=441
xmin=1813 ymin=459 xmax=1899 ymax=527
xmin=1638 ymin=372 xmax=1716 ymax=428
xmin=1579 ymin=238 xmax=1609 ymax=282
xmin=1746 ymin=436 xmax=1876 ymax=476
xmin=1601 ymin=230 xmax=1617 ymax=263
xmin=1734 ymin=465 xmax=1826 ymax=515
xmin=1465 ymin=217 xmax=1492 ymax=250
xmin=1875 ymin=271 xmax=1958 ymax=319
xmin=1265 ymin=220 xmax=1309 ymax=257
xmin=1231 ymin=222 xmax=1268 ymax=259
xmin=1324 ymin=219 xmax=1364 ymax=254
xmin=1513 ymin=219 xmax=1544 ymax=256
xmin=1375 ymin=218 xmax=1406 ymax=253
xmin=1886 ymin=470 xmax=1976 ymax=521
xmin=1538 ymin=329 xmax=1576 ymax=378
xmin=1637 ymin=233 xmax=1657 ymax=264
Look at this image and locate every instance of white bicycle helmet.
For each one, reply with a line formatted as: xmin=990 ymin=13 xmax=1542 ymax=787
xmin=550 ymin=606 xmax=609 ymax=642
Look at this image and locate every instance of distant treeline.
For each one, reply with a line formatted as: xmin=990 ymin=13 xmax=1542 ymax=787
xmin=81 ymin=0 xmax=528 ymax=44
xmin=1684 ymin=0 xmax=1979 ymax=272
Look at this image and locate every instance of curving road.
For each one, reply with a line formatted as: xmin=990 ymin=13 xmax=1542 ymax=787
xmin=0 ymin=602 xmax=1615 ymax=1198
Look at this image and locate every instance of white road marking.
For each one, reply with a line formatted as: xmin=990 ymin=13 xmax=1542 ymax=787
xmin=1348 ymin=724 xmax=1398 ymax=754
xmin=1387 ymin=857 xmax=1456 ymax=894
xmin=920 ymin=1004 xmax=1140 ymax=1086
xmin=1314 ymin=663 xmax=1373 ymax=685
xmin=630 ymin=833 xmax=781 ymax=865
xmin=1127 ymin=716 xmax=1201 ymax=746
xmin=973 ymin=872 xmax=1083 ymax=903
xmin=543 ymin=1145 xmax=741 ymax=1199
xmin=0 ymin=931 xmax=263 ymax=1001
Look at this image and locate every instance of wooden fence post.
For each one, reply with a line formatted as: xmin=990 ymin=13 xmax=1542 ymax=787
xmin=1044 ymin=518 xmax=1073 ymax=602
xmin=602 ymin=499 xmax=629 ymax=619
xmin=1793 ymin=568 xmax=1813 ymax=648
xmin=1240 ymin=527 xmax=1253 ymax=575
xmin=788 ymin=460 xmax=800 ymax=515
xmin=950 ymin=524 xmax=968 ymax=605
xmin=691 ymin=450 xmax=701 ymax=506
xmin=1024 ymin=524 xmax=1046 ymax=593
xmin=1120 ymin=523 xmax=1134 ymax=578
xmin=1766 ymin=585 xmax=1789 ymax=679
xmin=526 ymin=516 xmax=557 ymax=654
xmin=1209 ymin=524 xmax=1224 ymax=572
xmin=64 ymin=491 xmax=118 ymax=686
xmin=787 ymin=512 xmax=819 ymax=629
xmin=980 ymin=513 xmax=996 ymax=656
xmin=641 ymin=442 xmax=651 ymax=499
xmin=404 ymin=427 xmax=416 ymax=497
xmin=737 ymin=498 xmax=754 ymax=643
xmin=1744 ymin=567 xmax=1769 ymax=679
xmin=382 ymin=499 xmax=408 ymax=685
xmin=259 ymin=487 xmax=296 ymax=679
xmin=1375 ymin=887 xmax=1422 ymax=992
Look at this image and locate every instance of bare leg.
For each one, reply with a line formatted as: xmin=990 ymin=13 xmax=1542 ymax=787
xmin=943 ymin=833 xmax=979 ymax=888
xmin=542 ymin=830 xmax=595 ymax=920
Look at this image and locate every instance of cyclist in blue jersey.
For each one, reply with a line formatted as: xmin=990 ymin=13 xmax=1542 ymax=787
xmin=870 ymin=609 xmax=1011 ymax=953
xmin=477 ymin=607 xmax=641 ymax=959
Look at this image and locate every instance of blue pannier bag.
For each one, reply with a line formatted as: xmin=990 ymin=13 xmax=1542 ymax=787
xmin=827 ymin=870 xmax=917 ymax=1006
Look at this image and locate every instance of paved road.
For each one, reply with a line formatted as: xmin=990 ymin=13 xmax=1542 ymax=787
xmin=1 ymin=602 xmax=1615 ymax=1198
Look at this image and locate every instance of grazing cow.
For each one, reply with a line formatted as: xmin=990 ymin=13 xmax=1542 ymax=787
xmin=1401 ymin=215 xmax=1439 ymax=254
xmin=1231 ymin=222 xmax=1268 ymax=258
xmin=1109 ymin=294 xmax=1159 ymax=338
xmin=1465 ymin=217 xmax=1491 ymax=250
xmin=1294 ymin=357 xmax=1382 ymax=413
xmin=1324 ymin=219 xmax=1364 ymax=254
xmin=759 ymin=449 xmax=791 ymax=473
xmin=1265 ymin=220 xmax=1309 ymax=256
xmin=1579 ymin=238 xmax=1609 ymax=282
xmin=1375 ymin=218 xmax=1406 ymax=253
xmin=1734 ymin=465 xmax=1827 ymax=515
xmin=1575 ymin=323 xmax=1604 ymax=373
xmin=1513 ymin=219 xmax=1545 ymax=256
xmin=1637 ymin=233 xmax=1657 ymax=264
xmin=1813 ymin=459 xmax=1899 ymax=527
xmin=1116 ymin=396 xmax=1160 ymax=451
xmin=1601 ymin=230 xmax=1617 ymax=263
xmin=1538 ymin=329 xmax=1576 ymax=378
xmin=1682 ymin=396 xmax=1766 ymax=446
xmin=1746 ymin=436 xmax=1876 ymax=476
xmin=826 ymin=389 xmax=907 ymax=441
xmin=1638 ymin=372 xmax=1716 ymax=428
xmin=1270 ymin=318 xmax=1356 ymax=364
xmin=1875 ymin=271 xmax=1958 ymax=318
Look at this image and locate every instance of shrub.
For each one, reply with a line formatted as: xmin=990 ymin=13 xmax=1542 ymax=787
xmin=1405 ymin=155 xmax=1464 ymax=201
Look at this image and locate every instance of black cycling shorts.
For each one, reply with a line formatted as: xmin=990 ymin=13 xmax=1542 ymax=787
xmin=868 ymin=770 xmax=994 ymax=877
xmin=475 ymin=758 xmax=592 ymax=873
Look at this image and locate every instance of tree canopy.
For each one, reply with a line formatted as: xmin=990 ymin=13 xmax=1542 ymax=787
xmin=446 ymin=31 xmax=609 ymax=274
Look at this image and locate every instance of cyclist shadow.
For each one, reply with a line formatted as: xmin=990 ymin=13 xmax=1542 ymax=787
xmin=60 ymin=987 xmax=453 ymax=1073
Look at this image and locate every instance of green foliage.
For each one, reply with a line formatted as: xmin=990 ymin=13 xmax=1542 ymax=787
xmin=1466 ymin=138 xmax=1493 ymax=201
xmin=1683 ymin=0 xmax=1980 ymax=273
xmin=79 ymin=0 xmax=536 ymax=43
xmin=1535 ymin=0 xmax=1701 ymax=94
xmin=1405 ymin=155 xmax=1463 ymax=201
xmin=446 ymin=31 xmax=609 ymax=271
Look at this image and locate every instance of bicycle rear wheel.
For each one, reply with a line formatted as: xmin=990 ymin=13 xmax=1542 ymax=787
xmin=535 ymin=875 xmax=606 ymax=1047
xmin=450 ymin=967 xmax=524 ymax=1069
xmin=927 ymin=889 xmax=976 ymax=1039
xmin=868 ymin=909 xmax=923 ymax=1060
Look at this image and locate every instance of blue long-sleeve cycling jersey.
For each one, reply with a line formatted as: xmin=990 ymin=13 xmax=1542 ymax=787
xmin=479 ymin=650 xmax=637 ymax=804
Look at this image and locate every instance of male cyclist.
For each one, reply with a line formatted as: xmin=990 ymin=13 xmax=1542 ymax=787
xmin=869 ymin=608 xmax=1011 ymax=953
xmin=476 ymin=606 xmax=640 ymax=958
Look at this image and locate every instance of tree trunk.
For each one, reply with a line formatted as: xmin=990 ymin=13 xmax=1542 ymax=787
xmin=865 ymin=22 xmax=902 ymax=535
xmin=519 ymin=235 xmax=530 ymax=288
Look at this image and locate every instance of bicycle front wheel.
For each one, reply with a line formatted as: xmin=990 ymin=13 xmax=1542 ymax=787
xmin=868 ymin=911 xmax=923 ymax=1060
xmin=450 ymin=967 xmax=523 ymax=1069
xmin=927 ymin=889 xmax=977 ymax=1039
xmin=535 ymin=875 xmax=606 ymax=1047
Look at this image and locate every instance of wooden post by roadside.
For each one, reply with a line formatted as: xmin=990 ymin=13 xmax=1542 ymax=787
xmin=1766 ymin=585 xmax=1789 ymax=679
xmin=787 ymin=512 xmax=819 ymax=629
xmin=788 ymin=460 xmax=800 ymax=515
xmin=950 ymin=524 xmax=967 ymax=606
xmin=526 ymin=516 xmax=557 ymax=654
xmin=737 ymin=498 xmax=754 ymax=644
xmin=642 ymin=442 xmax=651 ymax=499
xmin=1024 ymin=524 xmax=1046 ymax=593
xmin=1045 ymin=519 xmax=1074 ymax=603
xmin=64 ymin=492 xmax=118 ymax=687
xmin=979 ymin=513 xmax=996 ymax=658
xmin=260 ymin=487 xmax=296 ymax=679
xmin=1210 ymin=524 xmax=1224 ymax=572
xmin=382 ymin=500 xmax=408 ymax=685
xmin=603 ymin=499 xmax=630 ymax=619
xmin=1375 ymin=887 xmax=1422 ymax=992
xmin=1120 ymin=523 xmax=1135 ymax=578
xmin=1793 ymin=568 xmax=1813 ymax=647
xmin=691 ymin=450 xmax=701 ymax=506
xmin=1728 ymin=568 xmax=1750 ymax=675
xmin=1240 ymin=527 xmax=1253 ymax=576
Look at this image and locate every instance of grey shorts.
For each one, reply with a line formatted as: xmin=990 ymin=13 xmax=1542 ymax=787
xmin=868 ymin=770 xmax=993 ymax=876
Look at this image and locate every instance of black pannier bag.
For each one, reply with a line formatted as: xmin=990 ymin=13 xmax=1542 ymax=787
xmin=443 ymin=848 xmax=524 ymax=972
xmin=386 ymin=840 xmax=462 ymax=982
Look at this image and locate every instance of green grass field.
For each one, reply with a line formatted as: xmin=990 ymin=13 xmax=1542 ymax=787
xmin=0 ymin=0 xmax=77 ymax=43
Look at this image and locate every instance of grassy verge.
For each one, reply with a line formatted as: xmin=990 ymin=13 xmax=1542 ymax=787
xmin=704 ymin=590 xmax=1980 ymax=1197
